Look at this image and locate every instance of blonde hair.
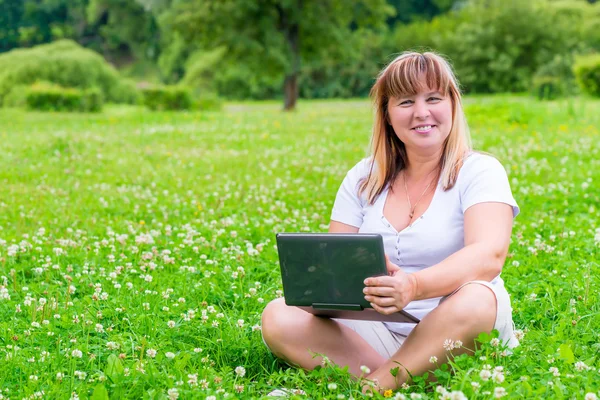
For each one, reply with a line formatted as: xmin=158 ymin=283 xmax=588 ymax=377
xmin=359 ymin=51 xmax=472 ymax=204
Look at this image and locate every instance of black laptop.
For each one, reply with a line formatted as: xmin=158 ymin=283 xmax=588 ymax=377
xmin=275 ymin=233 xmax=419 ymax=323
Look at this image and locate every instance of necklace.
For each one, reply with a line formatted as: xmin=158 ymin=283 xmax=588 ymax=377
xmin=403 ymin=169 xmax=437 ymax=220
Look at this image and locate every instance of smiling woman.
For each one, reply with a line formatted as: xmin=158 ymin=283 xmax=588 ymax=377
xmin=261 ymin=51 xmax=520 ymax=393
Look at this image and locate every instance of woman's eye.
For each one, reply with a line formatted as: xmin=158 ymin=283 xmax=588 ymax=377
xmin=399 ymin=100 xmax=413 ymax=106
xmin=428 ymin=97 xmax=442 ymax=102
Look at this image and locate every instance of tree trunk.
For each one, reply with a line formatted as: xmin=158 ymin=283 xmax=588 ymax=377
xmin=280 ymin=0 xmax=302 ymax=111
xmin=283 ymin=74 xmax=298 ymax=111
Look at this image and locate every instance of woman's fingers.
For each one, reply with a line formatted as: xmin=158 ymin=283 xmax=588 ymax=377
xmin=366 ymin=295 xmax=397 ymax=307
xmin=370 ymin=302 xmax=399 ymax=315
xmin=363 ymin=286 xmax=395 ymax=297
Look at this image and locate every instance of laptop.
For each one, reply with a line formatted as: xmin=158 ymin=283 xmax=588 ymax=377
xmin=275 ymin=233 xmax=419 ymax=323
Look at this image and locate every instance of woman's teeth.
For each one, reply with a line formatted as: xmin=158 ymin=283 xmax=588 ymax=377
xmin=414 ymin=125 xmax=434 ymax=132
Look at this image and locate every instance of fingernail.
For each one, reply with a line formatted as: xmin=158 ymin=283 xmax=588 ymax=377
xmin=364 ymin=279 xmax=368 ymax=285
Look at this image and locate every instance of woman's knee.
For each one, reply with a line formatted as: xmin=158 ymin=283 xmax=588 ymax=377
xmin=261 ymin=298 xmax=306 ymax=345
xmin=442 ymin=283 xmax=497 ymax=331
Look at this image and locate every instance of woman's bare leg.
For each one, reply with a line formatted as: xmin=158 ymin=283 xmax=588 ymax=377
xmin=366 ymin=283 xmax=497 ymax=390
xmin=261 ymin=298 xmax=386 ymax=376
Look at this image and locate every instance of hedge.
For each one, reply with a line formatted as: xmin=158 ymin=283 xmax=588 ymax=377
xmin=0 ymin=39 xmax=139 ymax=106
xmin=7 ymin=82 xmax=104 ymax=112
xmin=573 ymin=53 xmax=600 ymax=97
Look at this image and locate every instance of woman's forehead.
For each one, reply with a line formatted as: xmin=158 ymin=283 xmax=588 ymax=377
xmin=390 ymin=86 xmax=444 ymax=98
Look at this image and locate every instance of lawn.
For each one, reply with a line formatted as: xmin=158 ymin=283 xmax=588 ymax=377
xmin=0 ymin=96 xmax=599 ymax=399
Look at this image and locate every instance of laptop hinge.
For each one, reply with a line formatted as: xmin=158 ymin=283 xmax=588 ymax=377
xmin=312 ymin=303 xmax=363 ymax=311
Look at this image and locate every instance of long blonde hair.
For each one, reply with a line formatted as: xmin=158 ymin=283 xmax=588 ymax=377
xmin=359 ymin=51 xmax=472 ymax=204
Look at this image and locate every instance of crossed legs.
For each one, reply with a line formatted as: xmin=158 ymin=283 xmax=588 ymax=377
xmin=261 ymin=283 xmax=497 ymax=389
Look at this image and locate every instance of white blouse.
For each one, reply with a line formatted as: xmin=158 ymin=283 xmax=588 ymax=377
xmin=330 ymin=152 xmax=519 ymax=335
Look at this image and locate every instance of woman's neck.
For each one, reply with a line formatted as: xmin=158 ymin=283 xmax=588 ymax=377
xmin=404 ymin=148 xmax=443 ymax=182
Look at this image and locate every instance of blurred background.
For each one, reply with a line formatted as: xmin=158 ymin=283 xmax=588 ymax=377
xmin=1 ymin=0 xmax=599 ymax=112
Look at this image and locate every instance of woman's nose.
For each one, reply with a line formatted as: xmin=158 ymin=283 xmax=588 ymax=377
xmin=413 ymin=100 xmax=430 ymax=119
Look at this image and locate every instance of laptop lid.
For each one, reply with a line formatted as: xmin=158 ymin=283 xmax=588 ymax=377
xmin=275 ymin=233 xmax=387 ymax=311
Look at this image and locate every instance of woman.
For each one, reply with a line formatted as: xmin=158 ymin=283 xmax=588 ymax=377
xmin=261 ymin=51 xmax=520 ymax=391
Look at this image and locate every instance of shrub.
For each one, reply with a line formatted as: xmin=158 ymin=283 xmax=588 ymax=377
xmin=193 ymin=92 xmax=223 ymax=111
xmin=573 ymin=53 xmax=600 ymax=97
xmin=0 ymin=39 xmax=139 ymax=106
xmin=531 ymin=55 xmax=579 ymax=100
xmin=142 ymin=85 xmax=193 ymax=111
xmin=18 ymin=82 xmax=104 ymax=112
xmin=531 ymin=76 xmax=565 ymax=101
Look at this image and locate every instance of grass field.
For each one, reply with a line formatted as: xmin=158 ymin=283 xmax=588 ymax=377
xmin=0 ymin=96 xmax=599 ymax=399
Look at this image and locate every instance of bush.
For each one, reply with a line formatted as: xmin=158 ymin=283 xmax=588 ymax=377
xmin=193 ymin=92 xmax=223 ymax=111
xmin=531 ymin=55 xmax=579 ymax=100
xmin=141 ymin=85 xmax=193 ymax=111
xmin=531 ymin=76 xmax=565 ymax=101
xmin=573 ymin=53 xmax=600 ymax=97
xmin=18 ymin=82 xmax=104 ymax=112
xmin=0 ymin=39 xmax=139 ymax=106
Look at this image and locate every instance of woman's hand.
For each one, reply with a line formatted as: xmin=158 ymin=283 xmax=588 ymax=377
xmin=363 ymin=255 xmax=418 ymax=314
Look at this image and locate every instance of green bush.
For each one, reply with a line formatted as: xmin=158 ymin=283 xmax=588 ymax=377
xmin=531 ymin=76 xmax=565 ymax=101
xmin=142 ymin=85 xmax=193 ymax=111
xmin=0 ymin=39 xmax=139 ymax=106
xmin=573 ymin=53 xmax=600 ymax=97
xmin=531 ymin=55 xmax=578 ymax=100
xmin=193 ymin=92 xmax=223 ymax=111
xmin=19 ymin=82 xmax=104 ymax=112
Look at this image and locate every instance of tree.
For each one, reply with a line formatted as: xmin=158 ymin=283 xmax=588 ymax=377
xmin=153 ymin=0 xmax=393 ymax=110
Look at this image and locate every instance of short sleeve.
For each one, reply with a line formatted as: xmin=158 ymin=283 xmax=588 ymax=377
xmin=330 ymin=158 xmax=372 ymax=228
xmin=459 ymin=154 xmax=520 ymax=217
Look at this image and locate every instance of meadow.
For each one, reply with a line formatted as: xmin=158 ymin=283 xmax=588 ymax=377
xmin=0 ymin=96 xmax=599 ymax=399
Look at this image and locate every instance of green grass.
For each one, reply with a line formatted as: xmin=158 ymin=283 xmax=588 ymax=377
xmin=0 ymin=96 xmax=599 ymax=399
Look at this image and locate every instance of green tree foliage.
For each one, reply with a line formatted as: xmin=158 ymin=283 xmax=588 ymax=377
xmin=0 ymin=39 xmax=139 ymax=105
xmin=151 ymin=0 xmax=394 ymax=110
xmin=574 ymin=53 xmax=600 ymax=96
xmin=387 ymin=0 xmax=600 ymax=93
xmin=86 ymin=0 xmax=160 ymax=64
xmin=0 ymin=0 xmax=87 ymax=51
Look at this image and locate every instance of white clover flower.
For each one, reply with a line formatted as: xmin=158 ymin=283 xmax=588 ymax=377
xmin=146 ymin=349 xmax=157 ymax=358
xmin=513 ymin=329 xmax=525 ymax=341
xmin=165 ymin=352 xmax=175 ymax=359
xmin=454 ymin=340 xmax=463 ymax=348
xmin=237 ymin=319 xmax=245 ymax=328
xmin=71 ymin=349 xmax=83 ymax=358
xmin=235 ymin=366 xmax=246 ymax=377
xmin=74 ymin=370 xmax=87 ymax=380
xmin=447 ymin=391 xmax=467 ymax=400
xmin=575 ymin=361 xmax=590 ymax=371
xmin=549 ymin=366 xmax=560 ymax=377
xmin=327 ymin=383 xmax=338 ymax=390
xmin=490 ymin=338 xmax=500 ymax=347
xmin=167 ymin=388 xmax=179 ymax=400
xmin=360 ymin=365 xmax=371 ymax=374
xmin=479 ymin=369 xmax=492 ymax=381
xmin=187 ymin=373 xmax=198 ymax=386
xmin=585 ymin=393 xmax=597 ymax=400
xmin=494 ymin=387 xmax=507 ymax=398
xmin=443 ymin=339 xmax=455 ymax=351
xmin=492 ymin=371 xmax=505 ymax=384
xmin=429 ymin=356 xmax=438 ymax=364
xmin=106 ymin=342 xmax=119 ymax=350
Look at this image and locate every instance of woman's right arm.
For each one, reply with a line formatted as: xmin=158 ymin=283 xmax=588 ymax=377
xmin=328 ymin=220 xmax=359 ymax=233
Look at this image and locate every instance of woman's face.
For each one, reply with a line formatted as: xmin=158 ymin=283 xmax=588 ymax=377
xmin=387 ymin=86 xmax=453 ymax=154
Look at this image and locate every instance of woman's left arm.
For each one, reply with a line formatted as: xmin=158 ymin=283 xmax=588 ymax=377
xmin=411 ymin=201 xmax=514 ymax=300
xmin=364 ymin=201 xmax=514 ymax=313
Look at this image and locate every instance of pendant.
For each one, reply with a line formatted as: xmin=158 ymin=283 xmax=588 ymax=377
xmin=409 ymin=211 xmax=414 ymax=219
